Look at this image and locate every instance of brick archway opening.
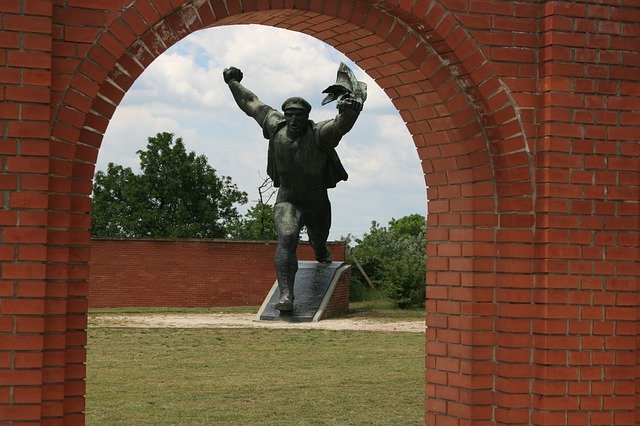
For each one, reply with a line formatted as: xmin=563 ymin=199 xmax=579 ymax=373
xmin=49 ymin=1 xmax=534 ymax=423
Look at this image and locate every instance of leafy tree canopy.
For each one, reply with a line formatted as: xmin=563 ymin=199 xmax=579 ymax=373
xmin=91 ymin=132 xmax=248 ymax=238
xmin=348 ymin=214 xmax=426 ymax=309
xmin=227 ymin=176 xmax=278 ymax=241
xmin=227 ymin=202 xmax=277 ymax=240
xmin=389 ymin=213 xmax=425 ymax=237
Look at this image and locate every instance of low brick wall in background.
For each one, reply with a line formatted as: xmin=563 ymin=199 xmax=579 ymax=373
xmin=89 ymin=239 xmax=347 ymax=308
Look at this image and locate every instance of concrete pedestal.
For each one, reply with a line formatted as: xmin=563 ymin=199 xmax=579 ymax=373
xmin=257 ymin=261 xmax=349 ymax=322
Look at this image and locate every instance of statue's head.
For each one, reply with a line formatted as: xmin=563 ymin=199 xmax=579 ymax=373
xmin=282 ymin=97 xmax=311 ymax=138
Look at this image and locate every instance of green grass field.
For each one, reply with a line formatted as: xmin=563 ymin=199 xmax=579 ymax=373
xmin=87 ymin=325 xmax=424 ymax=425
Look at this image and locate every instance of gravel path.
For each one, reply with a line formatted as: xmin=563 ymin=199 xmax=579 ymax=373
xmin=91 ymin=313 xmax=425 ymax=333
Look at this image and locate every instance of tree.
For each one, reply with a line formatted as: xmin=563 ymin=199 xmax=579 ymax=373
xmin=228 ymin=202 xmax=277 ymax=240
xmin=389 ymin=213 xmax=425 ymax=237
xmin=228 ymin=176 xmax=277 ymax=240
xmin=91 ymin=132 xmax=248 ymax=238
xmin=349 ymin=214 xmax=426 ymax=309
xmin=91 ymin=163 xmax=149 ymax=237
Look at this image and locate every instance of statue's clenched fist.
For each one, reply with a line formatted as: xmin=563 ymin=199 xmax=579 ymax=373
xmin=223 ymin=66 xmax=243 ymax=84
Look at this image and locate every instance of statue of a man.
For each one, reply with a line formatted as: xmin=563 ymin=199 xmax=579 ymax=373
xmin=223 ymin=65 xmax=364 ymax=312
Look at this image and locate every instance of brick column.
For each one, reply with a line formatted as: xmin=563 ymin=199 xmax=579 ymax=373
xmin=534 ymin=2 xmax=640 ymax=424
xmin=0 ymin=0 xmax=55 ymax=423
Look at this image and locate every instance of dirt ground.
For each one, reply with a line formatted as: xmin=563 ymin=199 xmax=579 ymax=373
xmin=91 ymin=313 xmax=425 ymax=333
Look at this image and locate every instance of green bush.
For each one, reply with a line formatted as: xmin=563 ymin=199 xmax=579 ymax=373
xmin=349 ymin=276 xmax=381 ymax=302
xmin=347 ymin=214 xmax=426 ymax=309
xmin=379 ymin=236 xmax=426 ymax=309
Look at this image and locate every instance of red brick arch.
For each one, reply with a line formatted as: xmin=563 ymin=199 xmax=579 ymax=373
xmin=2 ymin=0 xmax=639 ymax=424
xmin=57 ymin=0 xmax=535 ymax=200
xmin=53 ymin=2 xmax=536 ymax=421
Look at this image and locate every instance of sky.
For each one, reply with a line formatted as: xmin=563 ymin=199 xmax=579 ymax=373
xmin=99 ymin=24 xmax=426 ymax=240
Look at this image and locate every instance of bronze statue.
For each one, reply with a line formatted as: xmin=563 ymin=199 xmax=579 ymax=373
xmin=223 ymin=63 xmax=365 ymax=312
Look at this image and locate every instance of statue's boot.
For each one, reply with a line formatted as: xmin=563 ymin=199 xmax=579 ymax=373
xmin=311 ymin=240 xmax=332 ymax=263
xmin=275 ymin=282 xmax=293 ymax=312
xmin=275 ymin=268 xmax=296 ymax=312
xmin=316 ymin=247 xmax=332 ymax=263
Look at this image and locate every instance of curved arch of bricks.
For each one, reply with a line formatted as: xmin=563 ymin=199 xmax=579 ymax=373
xmin=1 ymin=0 xmax=638 ymax=424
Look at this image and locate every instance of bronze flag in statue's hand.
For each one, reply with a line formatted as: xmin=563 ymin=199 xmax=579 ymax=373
xmin=321 ymin=62 xmax=368 ymax=106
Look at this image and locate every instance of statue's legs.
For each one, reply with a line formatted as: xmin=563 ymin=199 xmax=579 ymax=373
xmin=305 ymin=194 xmax=332 ymax=263
xmin=273 ymin=202 xmax=303 ymax=312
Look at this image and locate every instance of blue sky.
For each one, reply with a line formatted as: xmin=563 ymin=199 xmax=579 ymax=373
xmin=99 ymin=24 xmax=426 ymax=239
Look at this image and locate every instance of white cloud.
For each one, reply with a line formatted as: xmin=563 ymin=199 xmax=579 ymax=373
xmin=99 ymin=105 xmax=199 ymax=171
xmin=191 ymin=25 xmax=337 ymax=99
xmin=101 ymin=24 xmax=426 ymax=239
xmin=340 ymin=114 xmax=422 ymax=192
xmin=118 ymin=54 xmax=227 ymax=115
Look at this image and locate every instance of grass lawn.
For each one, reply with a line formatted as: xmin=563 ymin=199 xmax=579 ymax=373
xmin=87 ymin=326 xmax=424 ymax=425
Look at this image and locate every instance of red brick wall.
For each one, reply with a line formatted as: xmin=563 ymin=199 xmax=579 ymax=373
xmin=89 ymin=239 xmax=346 ymax=308
xmin=319 ymin=266 xmax=351 ymax=320
xmin=0 ymin=0 xmax=638 ymax=424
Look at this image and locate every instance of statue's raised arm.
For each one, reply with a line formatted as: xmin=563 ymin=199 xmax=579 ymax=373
xmin=223 ymin=66 xmax=273 ymax=128
xmin=316 ymin=93 xmax=363 ymax=150
xmin=316 ymin=62 xmax=366 ymax=149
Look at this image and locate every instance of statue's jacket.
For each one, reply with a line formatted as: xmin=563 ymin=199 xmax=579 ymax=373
xmin=265 ymin=119 xmax=348 ymax=190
